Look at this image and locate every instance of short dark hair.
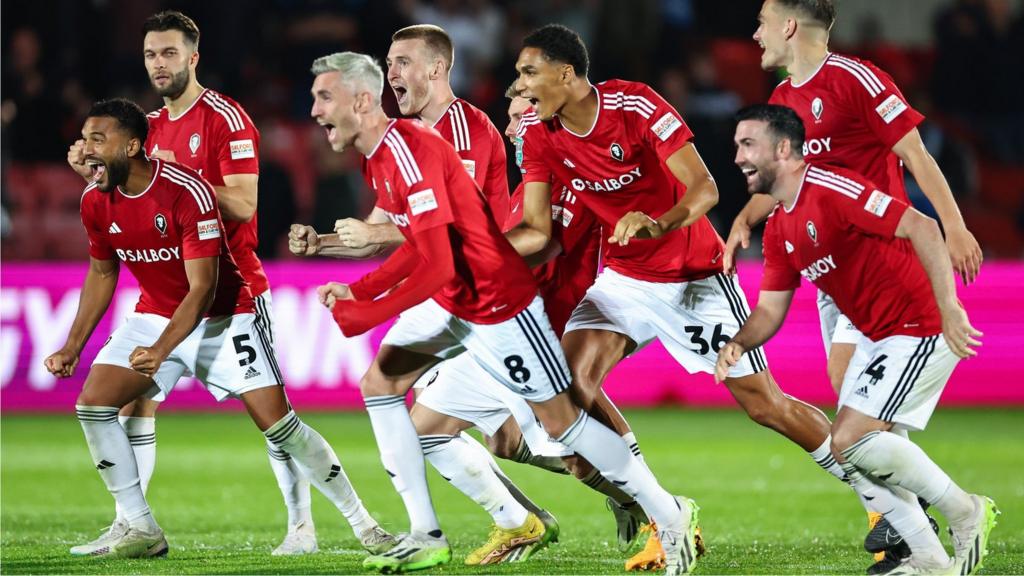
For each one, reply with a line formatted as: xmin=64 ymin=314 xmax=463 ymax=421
xmin=392 ymin=25 xmax=454 ymax=71
xmin=87 ymin=98 xmax=149 ymax=145
xmin=735 ymin=104 xmax=805 ymax=155
xmin=523 ymin=24 xmax=589 ymax=78
xmin=773 ymin=0 xmax=837 ymax=30
xmin=142 ymin=10 xmax=200 ymax=48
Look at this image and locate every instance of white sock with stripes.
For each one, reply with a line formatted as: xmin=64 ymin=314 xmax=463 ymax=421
xmin=77 ymin=406 xmax=158 ymax=532
xmin=509 ymin=435 xmax=569 ymax=474
xmin=842 ymin=462 xmax=948 ymax=563
xmin=422 ymin=434 xmax=529 ymax=529
xmin=460 ymin=432 xmax=548 ymax=517
xmin=364 ymin=395 xmax=442 ymax=536
xmin=266 ymin=438 xmax=314 ymax=529
xmin=113 ymin=416 xmax=157 ymax=524
xmin=808 ymin=435 xmax=847 ymax=481
xmin=265 ymin=411 xmax=375 ymax=537
xmin=842 ymin=430 xmax=974 ymax=524
xmin=558 ymin=411 xmax=681 ymax=532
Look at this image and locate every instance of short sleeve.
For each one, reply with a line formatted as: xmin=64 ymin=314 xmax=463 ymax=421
xmin=519 ymin=114 xmax=554 ymax=186
xmin=80 ymin=190 xmax=113 ymax=260
xmin=760 ymin=218 xmax=801 ymax=291
xmin=174 ymin=178 xmax=224 ymax=260
xmin=827 ymin=185 xmax=909 ymax=240
xmin=401 ymin=144 xmax=455 ymax=234
xmin=212 ymin=100 xmax=260 ymax=177
xmin=633 ymin=83 xmax=695 ymax=163
xmin=839 ymin=57 xmax=924 ymax=148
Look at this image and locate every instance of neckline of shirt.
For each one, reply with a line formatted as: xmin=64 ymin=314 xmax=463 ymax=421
xmin=783 ymin=164 xmax=812 ymax=213
xmin=431 ymin=98 xmax=460 ymax=129
xmin=166 ymin=88 xmax=209 ymax=122
xmin=366 ymin=119 xmax=398 ymax=159
xmin=788 ymin=53 xmax=833 ymax=89
xmin=560 ymin=84 xmax=600 ymax=138
xmin=117 ymin=159 xmax=161 ymax=199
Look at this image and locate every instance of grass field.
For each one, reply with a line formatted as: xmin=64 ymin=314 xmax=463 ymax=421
xmin=2 ymin=408 xmax=1021 ymax=574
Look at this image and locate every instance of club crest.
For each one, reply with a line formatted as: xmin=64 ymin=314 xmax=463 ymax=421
xmin=154 ymin=213 xmax=168 ymax=236
xmin=806 ymin=220 xmax=818 ymax=244
xmin=610 ymin=143 xmax=624 ymax=162
xmin=811 ymin=98 xmax=824 ymax=122
xmin=189 ymin=133 xmax=201 ymax=154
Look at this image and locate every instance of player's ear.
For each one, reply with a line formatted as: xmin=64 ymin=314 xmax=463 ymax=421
xmin=189 ymin=49 xmax=199 ymax=68
xmin=126 ymin=137 xmax=143 ymax=159
xmin=560 ymin=63 xmax=573 ymax=84
xmin=783 ymin=17 xmax=798 ymax=40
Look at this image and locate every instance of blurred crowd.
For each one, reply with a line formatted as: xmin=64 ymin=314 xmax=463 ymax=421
xmin=3 ymin=0 xmax=1023 ymax=260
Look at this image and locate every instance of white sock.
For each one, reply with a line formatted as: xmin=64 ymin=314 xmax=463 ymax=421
xmin=267 ymin=439 xmax=314 ymax=528
xmin=422 ymin=435 xmax=529 ymax=529
xmin=364 ymin=396 xmax=441 ymax=535
xmin=113 ymin=416 xmax=157 ymax=524
xmin=843 ymin=430 xmax=973 ymax=522
xmin=558 ymin=411 xmax=680 ymax=531
xmin=510 ymin=436 xmax=570 ymax=474
xmin=265 ymin=411 xmax=375 ymax=537
xmin=842 ymin=462 xmax=948 ymax=563
xmin=77 ymin=405 xmax=158 ymax=532
xmin=808 ymin=435 xmax=848 ymax=482
xmin=460 ymin=432 xmax=546 ymax=516
xmin=621 ymin=432 xmax=647 ymax=467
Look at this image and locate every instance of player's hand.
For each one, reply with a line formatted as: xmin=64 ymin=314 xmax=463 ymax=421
xmin=609 ymin=211 xmax=664 ymax=246
xmin=317 ymin=282 xmax=354 ymax=308
xmin=945 ymin=226 xmax=982 ymax=286
xmin=723 ymin=221 xmax=752 ymax=276
xmin=940 ymin=305 xmax=983 ymax=359
xmin=67 ymin=139 xmax=92 ymax=180
xmin=44 ymin=347 xmax=80 ymax=378
xmin=129 ymin=346 xmax=166 ymax=376
xmin=335 ymin=218 xmax=376 ymax=249
xmin=288 ymin=224 xmax=320 ymax=256
xmin=714 ymin=341 xmax=745 ymax=383
xmin=150 ymin=149 xmax=177 ymax=163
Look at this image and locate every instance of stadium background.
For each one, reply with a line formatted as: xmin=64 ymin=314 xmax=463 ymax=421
xmin=2 ymin=1 xmax=1023 ymax=574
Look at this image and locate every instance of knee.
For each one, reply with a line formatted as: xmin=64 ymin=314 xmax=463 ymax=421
xmin=830 ymin=425 xmax=861 ymax=455
xmin=76 ymin=390 xmax=120 ymax=409
xmin=360 ymin=373 xmax=402 ymax=398
xmin=568 ymin=380 xmax=598 ymax=412
xmin=743 ymin=397 xmax=783 ymax=429
xmin=486 ymin=430 xmax=519 ymax=461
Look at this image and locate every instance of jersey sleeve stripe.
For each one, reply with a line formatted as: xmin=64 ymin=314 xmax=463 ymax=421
xmin=826 ymin=60 xmax=883 ymax=97
xmin=452 ymin=101 xmax=472 ymax=151
xmin=205 ymin=91 xmax=246 ymax=130
xmin=515 ymin=115 xmax=541 ymax=138
xmin=447 ymin=111 xmax=463 ymax=151
xmin=201 ymin=93 xmax=244 ymax=132
xmin=808 ymin=166 xmax=866 ymax=193
xmin=602 ymin=93 xmax=656 ymax=113
xmin=162 ymin=165 xmax=215 ymax=212
xmin=831 ymin=55 xmax=885 ymax=93
xmin=384 ymin=132 xmax=423 ymax=186
xmin=805 ymin=175 xmax=861 ymax=200
xmin=456 ymin=103 xmax=472 ymax=151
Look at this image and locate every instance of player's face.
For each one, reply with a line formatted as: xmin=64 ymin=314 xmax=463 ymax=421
xmin=387 ymin=39 xmax=434 ymax=116
xmin=515 ymin=47 xmax=568 ymax=122
xmin=143 ymin=30 xmax=196 ymax=99
xmin=734 ymin=119 xmax=780 ymax=195
xmin=81 ymin=116 xmax=132 ymax=193
xmin=311 ymin=72 xmax=360 ymax=153
xmin=753 ymin=1 xmax=789 ymax=71
xmin=505 ymin=96 xmax=531 ymax=141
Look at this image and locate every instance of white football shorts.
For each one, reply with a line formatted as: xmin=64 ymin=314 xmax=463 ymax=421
xmin=817 ymin=289 xmax=863 ymax=354
xmin=414 ymin=355 xmax=572 ymax=458
xmin=94 ymin=307 xmax=283 ymax=402
xmin=839 ymin=333 xmax=959 ymax=431
xmin=565 ymin=269 xmax=768 ymax=379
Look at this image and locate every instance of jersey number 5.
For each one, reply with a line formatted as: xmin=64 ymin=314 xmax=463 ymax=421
xmin=233 ymin=334 xmax=258 ymax=367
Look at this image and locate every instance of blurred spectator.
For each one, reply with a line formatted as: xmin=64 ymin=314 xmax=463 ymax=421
xmin=2 ymin=28 xmax=68 ymax=161
xmin=310 ymin=133 xmax=366 ymax=235
xmin=256 ymin=160 xmax=298 ymax=259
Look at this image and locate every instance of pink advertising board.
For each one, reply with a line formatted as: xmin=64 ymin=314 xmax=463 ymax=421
xmin=2 ymin=261 xmax=1021 ymax=411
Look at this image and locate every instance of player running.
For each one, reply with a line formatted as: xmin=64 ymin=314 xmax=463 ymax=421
xmin=719 ymin=103 xmax=998 ymax=576
xmin=724 ymin=2 xmax=982 ymax=569
xmin=48 ymin=99 xmax=392 ymax=559
xmin=308 ymin=51 xmax=699 ymax=575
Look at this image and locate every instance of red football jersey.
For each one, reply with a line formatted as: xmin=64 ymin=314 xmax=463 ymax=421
xmin=80 ymin=159 xmax=254 ymax=318
xmin=507 ymin=181 xmax=600 ymax=336
xmin=519 ymin=79 xmax=724 ymax=283
xmin=760 ymin=164 xmax=940 ymax=340
xmin=432 ymin=98 xmax=510 ymax=226
xmin=364 ymin=120 xmax=537 ymax=323
xmin=147 ymin=88 xmax=269 ymax=296
xmin=769 ymin=53 xmax=925 ymax=202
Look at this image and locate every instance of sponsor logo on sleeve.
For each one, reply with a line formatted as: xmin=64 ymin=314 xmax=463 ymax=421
xmin=229 ymin=139 xmax=255 ymax=160
xmin=864 ymin=190 xmax=893 ymax=217
xmin=651 ymin=112 xmax=682 ymax=141
xmin=461 ymin=159 xmax=477 ymax=178
xmin=875 ymin=94 xmax=908 ymax=125
xmin=197 ymin=218 xmax=222 ymax=241
xmin=408 ymin=189 xmax=439 ymax=216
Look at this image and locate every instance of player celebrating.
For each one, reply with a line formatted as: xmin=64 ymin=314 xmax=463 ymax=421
xmin=49 ymin=99 xmax=392 ymax=559
xmin=725 ymin=1 xmax=982 ymax=568
xmin=718 ymin=103 xmax=998 ymax=576
xmin=512 ymin=22 xmax=847 ymax=560
xmin=309 ymin=51 xmax=699 ymax=575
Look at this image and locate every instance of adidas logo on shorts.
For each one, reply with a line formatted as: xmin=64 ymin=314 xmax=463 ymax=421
xmin=244 ymin=366 xmax=261 ymax=379
xmin=854 ymin=385 xmax=869 ymax=398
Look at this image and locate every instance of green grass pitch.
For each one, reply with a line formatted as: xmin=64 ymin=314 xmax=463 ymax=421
xmin=2 ymin=408 xmax=1021 ymax=574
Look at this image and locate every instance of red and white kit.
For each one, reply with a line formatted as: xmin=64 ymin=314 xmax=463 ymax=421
xmin=518 ymin=79 xmax=767 ymax=379
xmin=83 ymin=160 xmax=281 ymax=401
xmin=761 ymin=164 xmax=958 ymax=429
